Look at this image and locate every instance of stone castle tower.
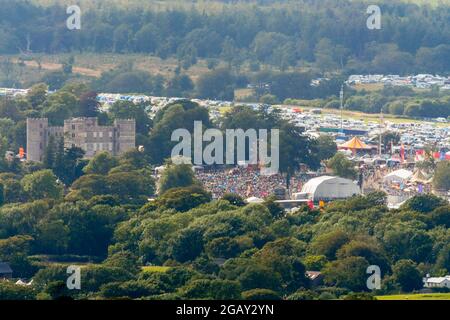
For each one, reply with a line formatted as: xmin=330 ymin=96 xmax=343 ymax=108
xmin=26 ymin=117 xmax=136 ymax=162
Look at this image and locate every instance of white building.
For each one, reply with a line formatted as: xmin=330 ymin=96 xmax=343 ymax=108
xmin=423 ymin=275 xmax=450 ymax=289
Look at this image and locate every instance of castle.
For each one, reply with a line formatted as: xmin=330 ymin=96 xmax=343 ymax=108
xmin=26 ymin=117 xmax=136 ymax=162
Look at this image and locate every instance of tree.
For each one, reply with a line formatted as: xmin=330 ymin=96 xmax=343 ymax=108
xmin=27 ymin=83 xmax=48 ymax=109
xmin=316 ymin=135 xmax=338 ymax=161
xmin=433 ymin=161 xmax=450 ymax=191
xmin=322 ymin=256 xmax=370 ymax=292
xmin=311 ymin=230 xmax=350 ymax=260
xmin=21 ymin=169 xmax=63 ymax=200
xmin=435 ymin=245 xmax=450 ymax=273
xmin=196 ymin=68 xmax=235 ymax=100
xmin=165 ymin=74 xmax=194 ymax=98
xmin=205 ymin=237 xmax=240 ymax=259
xmin=158 ymin=186 xmax=211 ymax=212
xmin=0 ymin=182 xmax=4 ymax=206
xmin=171 ymin=228 xmax=205 ymax=262
xmin=42 ymin=91 xmax=78 ymax=125
xmin=78 ymin=92 xmax=99 ymax=117
xmin=36 ymin=220 xmax=70 ymax=254
xmin=0 ymin=235 xmax=35 ymax=278
xmin=336 ymin=239 xmax=390 ymax=272
xmin=54 ymin=144 xmax=86 ymax=185
xmin=263 ymin=196 xmax=285 ymax=219
xmin=181 ymin=279 xmax=241 ymax=300
xmin=327 ymin=153 xmax=357 ymax=180
xmin=242 ymin=289 xmax=281 ymax=300
xmin=402 ymin=194 xmax=447 ymax=213
xmin=430 ymin=206 xmax=450 ymax=228
xmin=0 ymin=281 xmax=36 ymax=300
xmin=302 ymin=255 xmax=328 ymax=271
xmin=147 ymin=100 xmax=210 ymax=164
xmin=158 ymin=163 xmax=200 ymax=194
xmin=104 ymin=251 xmax=140 ymax=274
xmin=109 ymin=101 xmax=152 ymax=136
xmin=83 ymin=151 xmax=118 ymax=175
xmin=392 ymin=259 xmax=423 ymax=292
xmin=238 ymin=264 xmax=282 ymax=292
xmin=222 ymin=193 xmax=246 ymax=207
xmin=43 ymin=135 xmax=56 ymax=169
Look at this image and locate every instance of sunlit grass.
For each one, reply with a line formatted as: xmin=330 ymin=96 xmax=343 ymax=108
xmin=141 ymin=266 xmax=170 ymax=273
xmin=376 ymin=293 xmax=450 ymax=300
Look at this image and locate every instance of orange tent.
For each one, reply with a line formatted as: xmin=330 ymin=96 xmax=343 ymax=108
xmin=338 ymin=137 xmax=372 ymax=154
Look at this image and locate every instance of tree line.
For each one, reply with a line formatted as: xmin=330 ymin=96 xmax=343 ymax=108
xmin=0 ymin=0 xmax=449 ymax=75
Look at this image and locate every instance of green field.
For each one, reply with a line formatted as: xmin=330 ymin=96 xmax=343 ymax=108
xmin=376 ymin=293 xmax=450 ymax=300
xmin=141 ymin=266 xmax=171 ymax=273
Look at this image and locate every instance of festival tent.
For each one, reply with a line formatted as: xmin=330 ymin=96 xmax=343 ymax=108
xmin=338 ymin=137 xmax=372 ymax=154
xmin=246 ymin=196 xmax=264 ymax=204
xmin=410 ymin=170 xmax=430 ymax=184
xmin=301 ymin=176 xmax=361 ymax=201
xmin=383 ymin=169 xmax=413 ymax=184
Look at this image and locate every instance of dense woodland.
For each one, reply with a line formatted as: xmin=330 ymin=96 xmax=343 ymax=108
xmin=1 ymin=0 xmax=449 ymax=74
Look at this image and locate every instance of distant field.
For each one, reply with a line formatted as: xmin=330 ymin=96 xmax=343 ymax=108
xmin=1 ymin=53 xmax=221 ymax=86
xmin=376 ymin=293 xmax=450 ymax=300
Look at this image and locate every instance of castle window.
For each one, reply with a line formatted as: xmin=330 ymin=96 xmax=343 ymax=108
xmin=72 ymin=125 xmax=75 ymax=130
xmin=72 ymin=133 xmax=75 ymax=138
xmin=99 ymin=132 xmax=103 ymax=138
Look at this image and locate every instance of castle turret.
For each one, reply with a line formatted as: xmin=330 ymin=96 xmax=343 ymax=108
xmin=114 ymin=119 xmax=136 ymax=155
xmin=26 ymin=118 xmax=48 ymax=162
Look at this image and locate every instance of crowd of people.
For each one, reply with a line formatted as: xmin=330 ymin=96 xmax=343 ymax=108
xmin=195 ymin=166 xmax=314 ymax=199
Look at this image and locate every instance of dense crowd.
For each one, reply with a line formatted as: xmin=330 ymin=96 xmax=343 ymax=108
xmin=196 ymin=166 xmax=313 ymax=199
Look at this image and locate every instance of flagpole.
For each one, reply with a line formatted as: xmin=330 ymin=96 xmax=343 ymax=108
xmin=379 ymin=109 xmax=383 ymax=157
xmin=340 ymin=84 xmax=344 ymax=133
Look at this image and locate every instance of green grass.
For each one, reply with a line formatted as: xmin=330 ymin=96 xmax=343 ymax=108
xmin=141 ymin=266 xmax=170 ymax=273
xmin=376 ymin=293 xmax=450 ymax=300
